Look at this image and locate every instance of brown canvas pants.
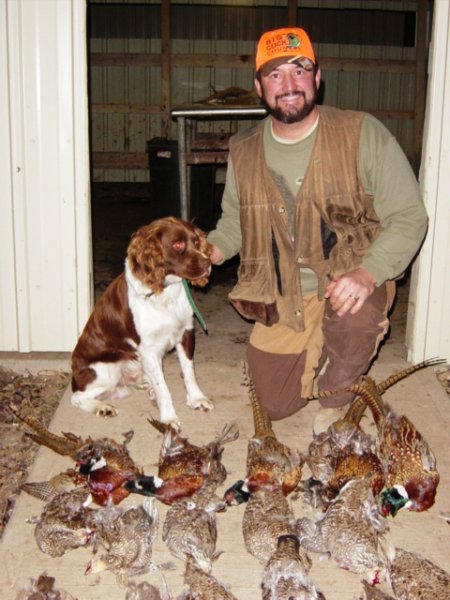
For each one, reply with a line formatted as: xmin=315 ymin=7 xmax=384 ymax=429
xmin=247 ymin=281 xmax=396 ymax=420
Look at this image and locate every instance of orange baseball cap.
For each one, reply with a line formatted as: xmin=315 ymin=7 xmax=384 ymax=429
xmin=256 ymin=27 xmax=316 ymax=75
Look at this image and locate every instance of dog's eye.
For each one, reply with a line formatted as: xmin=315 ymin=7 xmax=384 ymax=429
xmin=173 ymin=240 xmax=186 ymax=252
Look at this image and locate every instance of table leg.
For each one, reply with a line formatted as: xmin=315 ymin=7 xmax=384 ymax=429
xmin=177 ymin=116 xmax=189 ymax=220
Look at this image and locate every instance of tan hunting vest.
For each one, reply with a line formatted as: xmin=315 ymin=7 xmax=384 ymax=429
xmin=228 ymin=105 xmax=382 ymax=332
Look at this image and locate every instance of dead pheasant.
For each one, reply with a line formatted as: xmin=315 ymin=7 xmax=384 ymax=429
xmin=9 ymin=403 xmax=141 ymax=506
xmin=23 ymin=463 xmax=138 ymax=508
xmin=162 ymin=459 xmax=227 ymax=572
xmin=350 ymin=376 xmax=440 ymax=514
xmin=21 ymin=468 xmax=89 ymax=502
xmin=304 ymin=394 xmax=383 ymax=509
xmin=360 ymin=580 xmax=395 ymax=599
xmin=16 ymin=572 xmax=77 ymax=600
xmin=261 ymin=534 xmax=326 ymax=600
xmin=125 ymin=418 xmax=238 ymax=505
xmin=242 ymin=485 xmax=299 ymax=564
xmin=297 ymin=476 xmax=388 ymax=584
xmin=386 ymin=546 xmax=450 ymax=599
xmin=224 ymin=364 xmax=303 ymax=504
xmin=86 ymin=497 xmax=158 ymax=586
xmin=30 ymin=487 xmax=96 ymax=557
xmin=198 ymin=86 xmax=260 ymax=106
xmin=125 ymin=579 xmax=172 ymax=600
xmin=307 ymin=358 xmax=446 ymax=404
xmin=222 ymin=366 xmax=304 ymax=563
xmin=305 ymin=359 xmax=444 ymax=513
xmin=180 ymin=556 xmax=239 ymax=599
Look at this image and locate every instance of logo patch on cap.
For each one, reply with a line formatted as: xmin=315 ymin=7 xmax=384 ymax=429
xmin=287 ymin=33 xmax=301 ymax=48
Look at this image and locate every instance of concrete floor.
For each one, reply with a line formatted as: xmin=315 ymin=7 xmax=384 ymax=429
xmin=0 ymin=274 xmax=449 ymax=599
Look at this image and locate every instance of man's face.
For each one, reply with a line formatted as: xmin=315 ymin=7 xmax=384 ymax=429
xmin=255 ymin=62 xmax=321 ymax=124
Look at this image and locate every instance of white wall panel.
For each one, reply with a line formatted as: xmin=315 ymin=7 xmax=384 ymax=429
xmin=0 ymin=0 xmax=91 ymax=352
xmin=0 ymin=0 xmax=19 ymax=350
xmin=406 ymin=0 xmax=450 ymax=362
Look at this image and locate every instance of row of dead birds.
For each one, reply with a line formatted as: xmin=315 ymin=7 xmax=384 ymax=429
xmin=9 ymin=357 xmax=450 ymax=599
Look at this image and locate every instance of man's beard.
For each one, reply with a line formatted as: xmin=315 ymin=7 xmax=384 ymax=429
xmin=262 ymin=86 xmax=319 ymax=124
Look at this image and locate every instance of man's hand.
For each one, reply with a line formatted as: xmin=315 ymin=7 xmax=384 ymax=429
xmin=209 ymin=244 xmax=224 ymax=265
xmin=324 ymin=267 xmax=376 ymax=317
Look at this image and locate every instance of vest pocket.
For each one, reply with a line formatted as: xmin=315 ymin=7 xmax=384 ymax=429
xmin=337 ymin=223 xmax=379 ymax=259
xmin=228 ymin=259 xmax=280 ymax=326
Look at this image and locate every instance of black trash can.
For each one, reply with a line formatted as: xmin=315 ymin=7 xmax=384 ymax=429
xmin=147 ymin=138 xmax=181 ymax=219
xmin=147 ymin=138 xmax=216 ymax=230
xmin=190 ymin=164 xmax=217 ymax=231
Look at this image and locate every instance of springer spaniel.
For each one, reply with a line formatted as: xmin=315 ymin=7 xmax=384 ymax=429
xmin=71 ymin=216 xmax=213 ymax=428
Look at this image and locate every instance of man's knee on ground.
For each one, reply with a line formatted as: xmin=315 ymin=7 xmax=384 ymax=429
xmin=256 ymin=388 xmax=309 ymax=421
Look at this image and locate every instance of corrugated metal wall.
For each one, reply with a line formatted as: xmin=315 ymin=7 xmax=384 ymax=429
xmin=90 ymin=36 xmax=163 ymax=182
xmin=89 ymin=0 xmax=423 ymax=182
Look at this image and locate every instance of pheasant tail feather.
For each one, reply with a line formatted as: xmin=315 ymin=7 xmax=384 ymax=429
xmin=242 ymin=362 xmax=274 ymax=438
xmin=8 ymin=403 xmax=80 ymax=457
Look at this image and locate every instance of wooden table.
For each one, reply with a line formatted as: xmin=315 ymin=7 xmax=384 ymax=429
xmin=171 ymin=104 xmax=266 ymax=220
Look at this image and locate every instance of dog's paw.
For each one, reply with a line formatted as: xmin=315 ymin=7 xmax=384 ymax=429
xmin=187 ymin=396 xmax=214 ymax=412
xmin=160 ymin=415 xmax=181 ymax=430
xmin=95 ymin=403 xmax=119 ymax=418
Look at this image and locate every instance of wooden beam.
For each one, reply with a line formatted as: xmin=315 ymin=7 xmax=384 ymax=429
xmin=91 ymin=54 xmax=161 ymax=67
xmin=318 ymin=57 xmax=415 ymax=74
xmin=92 ymin=152 xmax=148 ymax=169
xmin=91 ymin=104 xmax=160 ymax=114
xmin=90 ymin=104 xmax=414 ymax=119
xmin=287 ymin=0 xmax=297 ymax=26
xmin=91 ymin=53 xmax=415 ymax=74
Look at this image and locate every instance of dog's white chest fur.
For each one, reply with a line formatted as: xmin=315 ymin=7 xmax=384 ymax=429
xmin=126 ymin=267 xmax=194 ymax=352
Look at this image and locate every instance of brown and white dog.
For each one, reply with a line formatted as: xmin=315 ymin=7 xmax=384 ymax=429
xmin=71 ymin=216 xmax=213 ymax=428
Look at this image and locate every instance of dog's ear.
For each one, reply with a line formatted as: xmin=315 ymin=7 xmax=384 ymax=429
xmin=128 ymin=224 xmax=166 ymax=293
